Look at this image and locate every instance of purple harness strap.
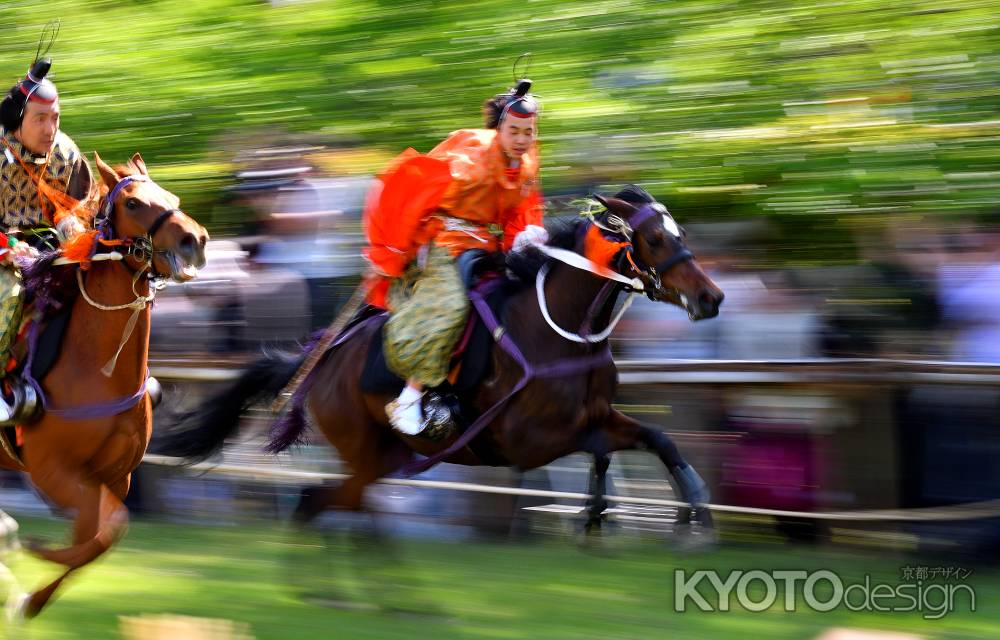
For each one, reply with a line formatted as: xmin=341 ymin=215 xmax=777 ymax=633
xmin=400 ymin=284 xmax=613 ymax=477
xmin=22 ymin=320 xmax=149 ymax=421
xmin=329 ymin=312 xmax=386 ymax=350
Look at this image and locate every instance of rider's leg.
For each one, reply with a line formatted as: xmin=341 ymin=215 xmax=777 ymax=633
xmin=387 ymin=379 xmax=425 ymax=436
xmin=0 ymin=265 xmax=24 ymax=422
xmin=384 ymin=245 xmax=468 ymax=435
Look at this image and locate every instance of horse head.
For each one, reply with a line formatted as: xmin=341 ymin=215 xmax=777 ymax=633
xmin=594 ymin=190 xmax=723 ymax=320
xmin=93 ymin=152 xmax=208 ymax=283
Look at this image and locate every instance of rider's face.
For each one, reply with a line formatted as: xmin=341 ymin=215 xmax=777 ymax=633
xmin=498 ymin=115 xmax=536 ymax=159
xmin=16 ymin=99 xmax=60 ymax=155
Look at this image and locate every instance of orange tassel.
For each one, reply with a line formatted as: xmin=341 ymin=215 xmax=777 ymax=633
xmin=61 ymin=230 xmax=99 ymax=265
xmin=584 ymin=224 xmax=630 ymax=271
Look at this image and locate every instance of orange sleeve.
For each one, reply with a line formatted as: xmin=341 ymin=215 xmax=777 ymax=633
xmin=501 ymin=188 xmax=544 ymax=252
xmin=362 ymin=151 xmax=453 ymax=279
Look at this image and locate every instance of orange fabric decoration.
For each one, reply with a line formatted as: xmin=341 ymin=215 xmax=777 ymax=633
xmin=60 ymin=230 xmax=100 ymax=265
xmin=584 ymin=224 xmax=630 ymax=274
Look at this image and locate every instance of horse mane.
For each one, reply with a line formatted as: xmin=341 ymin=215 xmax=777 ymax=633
xmin=19 ymin=166 xmax=131 ymax=315
xmin=505 ymin=215 xmax=583 ymax=284
xmin=505 ymin=185 xmax=655 ymax=285
xmin=613 ymin=184 xmax=656 ymax=206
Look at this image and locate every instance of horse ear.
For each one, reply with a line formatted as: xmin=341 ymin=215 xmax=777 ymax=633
xmin=598 ymin=196 xmax=637 ymax=215
xmin=130 ymin=152 xmax=149 ymax=177
xmin=93 ymin=152 xmax=120 ymax=189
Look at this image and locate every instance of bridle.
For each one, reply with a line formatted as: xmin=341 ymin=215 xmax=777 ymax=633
xmin=94 ymin=174 xmax=181 ymax=279
xmin=81 ymin=174 xmax=183 ymax=375
xmin=601 ymin=202 xmax=695 ymax=301
xmin=534 ymin=201 xmax=696 ymax=343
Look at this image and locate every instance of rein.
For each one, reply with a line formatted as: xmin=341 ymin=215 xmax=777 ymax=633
xmin=400 ymin=279 xmax=614 ymax=476
xmin=532 ymin=201 xmax=696 ymax=344
xmin=96 ymin=175 xmax=180 ymax=275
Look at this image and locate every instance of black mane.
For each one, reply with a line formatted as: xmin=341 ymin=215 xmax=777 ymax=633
xmin=613 ymin=184 xmax=656 ymax=206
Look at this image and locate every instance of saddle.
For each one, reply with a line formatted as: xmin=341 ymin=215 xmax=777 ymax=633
xmin=360 ymin=277 xmax=510 ymax=397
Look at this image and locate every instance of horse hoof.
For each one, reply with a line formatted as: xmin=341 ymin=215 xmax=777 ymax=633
xmin=575 ymin=516 xmax=621 ymax=555
xmin=670 ymin=510 xmax=718 ymax=553
xmin=4 ymin=591 xmax=28 ymax=625
xmin=583 ymin=514 xmax=605 ymax=534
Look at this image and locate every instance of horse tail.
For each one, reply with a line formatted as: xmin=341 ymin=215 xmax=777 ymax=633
xmin=264 ymin=382 xmax=310 ymax=454
xmin=153 ymin=351 xmax=305 ymax=462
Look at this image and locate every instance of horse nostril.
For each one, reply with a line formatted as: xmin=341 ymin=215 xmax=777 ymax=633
xmin=179 ymin=233 xmax=200 ymax=263
xmin=699 ymin=290 xmax=723 ymax=316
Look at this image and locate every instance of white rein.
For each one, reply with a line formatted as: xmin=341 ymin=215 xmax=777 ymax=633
xmin=533 ymin=245 xmax=645 ymax=344
xmin=63 ymin=252 xmax=162 ymax=377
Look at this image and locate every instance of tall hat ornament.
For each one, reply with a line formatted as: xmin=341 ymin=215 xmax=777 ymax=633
xmin=498 ymin=53 xmax=540 ymax=123
xmin=1 ymin=21 xmax=61 ymax=133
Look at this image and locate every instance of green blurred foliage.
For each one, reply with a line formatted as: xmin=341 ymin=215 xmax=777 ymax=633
xmin=1 ymin=0 xmax=998 ymax=259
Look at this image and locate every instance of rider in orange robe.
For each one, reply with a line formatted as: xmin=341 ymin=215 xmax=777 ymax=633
xmin=363 ymin=79 xmax=546 ymax=436
xmin=0 ymin=55 xmax=92 ymax=424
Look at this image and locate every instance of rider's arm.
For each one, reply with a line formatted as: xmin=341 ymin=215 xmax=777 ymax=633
xmin=54 ymin=152 xmax=94 ymax=243
xmin=503 ymin=188 xmax=545 ymax=252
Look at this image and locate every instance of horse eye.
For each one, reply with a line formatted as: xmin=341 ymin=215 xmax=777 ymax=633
xmin=126 ymin=198 xmax=139 ymax=210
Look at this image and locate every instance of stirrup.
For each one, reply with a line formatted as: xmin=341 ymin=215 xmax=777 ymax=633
xmin=421 ymin=393 xmax=458 ymax=442
xmin=0 ymin=381 xmax=39 ymax=427
xmin=147 ymin=376 xmax=163 ymax=409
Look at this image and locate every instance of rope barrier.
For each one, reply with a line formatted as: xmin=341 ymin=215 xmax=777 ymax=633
xmin=140 ymin=455 xmax=1000 ymax=522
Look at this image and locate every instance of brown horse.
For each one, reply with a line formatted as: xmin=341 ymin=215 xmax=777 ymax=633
xmin=158 ymin=186 xmax=722 ymax=541
xmin=0 ymin=153 xmax=208 ymax=619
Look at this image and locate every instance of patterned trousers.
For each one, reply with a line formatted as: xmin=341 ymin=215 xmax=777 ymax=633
xmin=0 ymin=265 xmax=23 ymax=373
xmin=384 ymin=244 xmax=469 ymax=387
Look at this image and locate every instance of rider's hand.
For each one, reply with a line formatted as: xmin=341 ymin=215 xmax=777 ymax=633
xmin=512 ymin=225 xmax=548 ymax=252
xmin=56 ymin=215 xmax=87 ymax=242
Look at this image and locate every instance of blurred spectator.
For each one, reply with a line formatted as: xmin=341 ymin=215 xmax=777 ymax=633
xmin=813 ymin=219 xmax=940 ymax=359
xmin=936 ymin=225 xmax=1000 ymax=363
xmin=230 ymin=146 xmax=370 ymax=331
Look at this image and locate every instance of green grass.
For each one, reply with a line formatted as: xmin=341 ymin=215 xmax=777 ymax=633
xmin=3 ymin=515 xmax=999 ymax=639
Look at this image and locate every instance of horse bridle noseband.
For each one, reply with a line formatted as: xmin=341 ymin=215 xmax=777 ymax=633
xmin=97 ymin=175 xmax=180 ymax=277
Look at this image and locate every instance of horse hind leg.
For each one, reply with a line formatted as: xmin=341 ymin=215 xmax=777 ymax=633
xmin=584 ymin=453 xmax=611 ymax=533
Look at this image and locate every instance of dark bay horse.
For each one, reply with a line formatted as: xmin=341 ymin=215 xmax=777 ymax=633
xmin=158 ymin=186 xmax=723 ymax=539
xmin=0 ymin=153 xmax=208 ymax=619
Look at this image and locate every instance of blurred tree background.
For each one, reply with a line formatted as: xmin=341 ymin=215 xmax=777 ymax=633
xmin=0 ymin=0 xmax=997 ymax=261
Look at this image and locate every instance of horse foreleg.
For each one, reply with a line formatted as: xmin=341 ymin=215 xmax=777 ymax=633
xmin=597 ymin=409 xmax=712 ymax=528
xmin=29 ymin=482 xmax=128 ymax=570
xmin=22 ymin=482 xmax=127 ymax=619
